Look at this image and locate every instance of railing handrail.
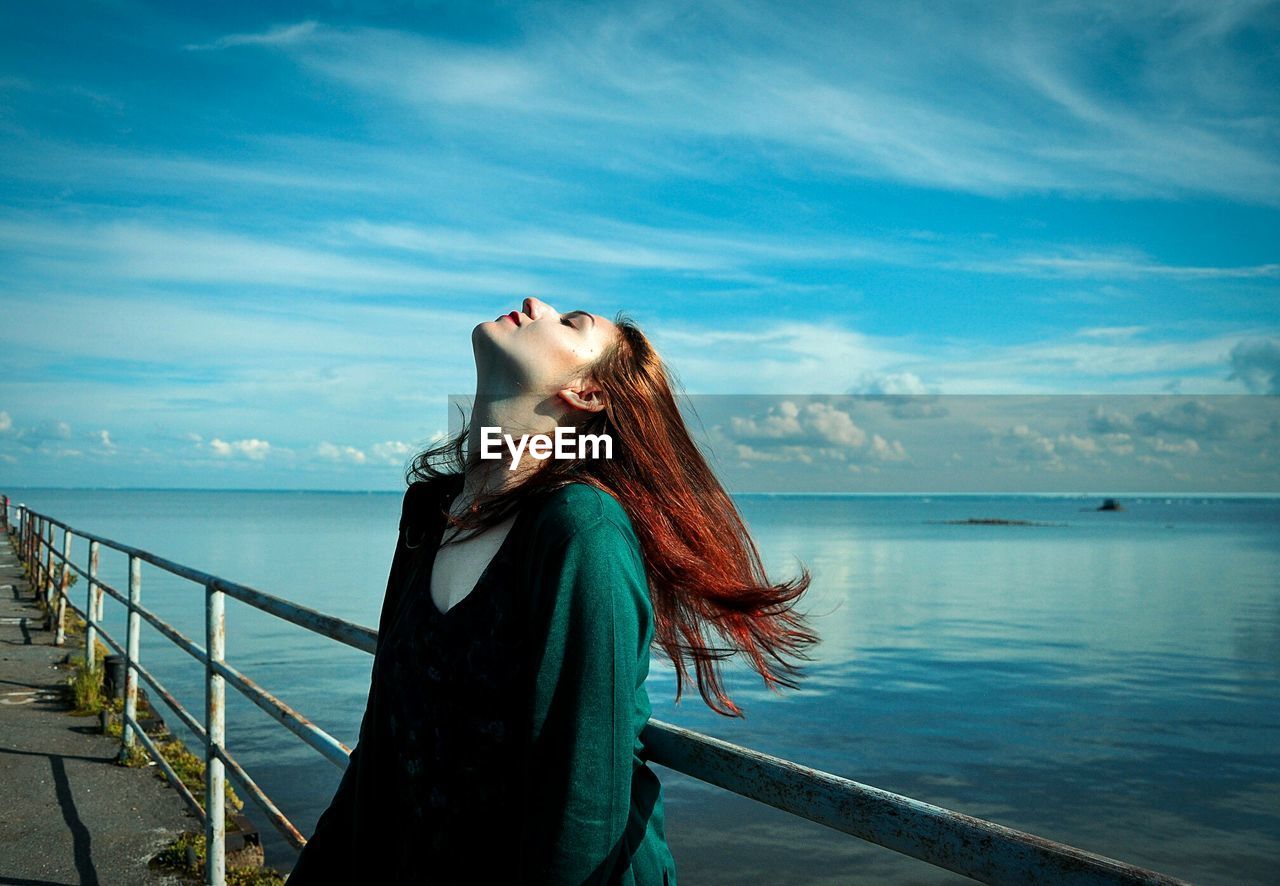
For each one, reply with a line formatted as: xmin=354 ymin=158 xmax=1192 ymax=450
xmin=2 ymin=496 xmax=1193 ymax=886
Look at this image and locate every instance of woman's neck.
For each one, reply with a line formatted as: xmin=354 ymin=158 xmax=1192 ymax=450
xmin=460 ymin=389 xmax=562 ymax=504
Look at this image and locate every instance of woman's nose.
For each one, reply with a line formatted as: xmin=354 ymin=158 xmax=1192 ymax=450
xmin=523 ymin=296 xmax=551 ymax=319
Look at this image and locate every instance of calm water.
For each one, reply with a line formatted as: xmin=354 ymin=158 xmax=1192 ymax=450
xmin=7 ymin=488 xmax=1278 ymax=884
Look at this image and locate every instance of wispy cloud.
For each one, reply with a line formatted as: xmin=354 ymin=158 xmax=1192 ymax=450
xmin=0 ymin=217 xmax=544 ymax=294
xmin=185 ymin=21 xmax=320 ymax=52
xmin=209 ymin=3 xmax=1280 ymax=202
xmin=960 ymin=250 xmax=1280 ymax=280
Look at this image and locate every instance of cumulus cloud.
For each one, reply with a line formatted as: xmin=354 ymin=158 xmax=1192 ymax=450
xmin=18 ymin=419 xmax=73 ymax=442
xmin=996 ymin=422 xmax=1137 ymax=471
xmin=1133 ymin=399 xmax=1229 ymax=439
xmin=370 ymin=440 xmax=416 ymax=465
xmin=870 ymin=433 xmax=908 ymax=461
xmin=1226 ymin=337 xmax=1280 ymax=394
xmin=209 ymin=437 xmax=271 ymax=460
xmin=1152 ymin=436 xmax=1201 ymax=455
xmin=0 ymin=411 xmax=11 ymax=432
xmin=722 ymin=399 xmax=909 ymax=464
xmin=847 ymin=370 xmax=935 ymax=396
xmin=729 ymin=400 xmax=867 ymax=448
xmin=318 ymin=441 xmax=367 ymax=464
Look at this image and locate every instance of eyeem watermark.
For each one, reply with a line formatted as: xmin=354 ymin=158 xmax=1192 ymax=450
xmin=480 ymin=426 xmax=613 ymax=471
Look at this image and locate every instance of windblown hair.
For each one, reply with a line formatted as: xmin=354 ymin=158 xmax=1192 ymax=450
xmin=405 ymin=312 xmax=820 ymax=718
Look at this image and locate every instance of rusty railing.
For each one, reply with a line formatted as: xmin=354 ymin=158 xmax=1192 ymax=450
xmin=2 ymin=496 xmax=1191 ymax=886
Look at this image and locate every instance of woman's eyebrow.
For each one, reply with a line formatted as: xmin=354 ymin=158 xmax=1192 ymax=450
xmin=566 ymin=310 xmax=596 ymax=328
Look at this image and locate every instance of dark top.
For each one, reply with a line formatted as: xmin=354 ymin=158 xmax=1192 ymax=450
xmin=288 ymin=475 xmax=678 ymax=885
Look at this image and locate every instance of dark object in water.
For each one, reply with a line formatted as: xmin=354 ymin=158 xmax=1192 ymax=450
xmin=1097 ymin=498 xmax=1124 ymax=511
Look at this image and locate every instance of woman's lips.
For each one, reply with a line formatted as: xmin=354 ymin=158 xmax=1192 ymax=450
xmin=506 ymin=311 xmax=521 ymax=325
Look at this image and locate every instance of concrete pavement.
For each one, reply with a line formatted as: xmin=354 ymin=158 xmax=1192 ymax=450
xmin=0 ymin=525 xmax=196 ymax=885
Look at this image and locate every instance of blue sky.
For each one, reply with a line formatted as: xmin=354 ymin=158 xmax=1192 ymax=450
xmin=1 ymin=0 xmax=1277 ymax=490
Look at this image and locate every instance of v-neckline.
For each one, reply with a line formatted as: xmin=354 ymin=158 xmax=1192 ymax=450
xmin=426 ymin=481 xmax=531 ymax=619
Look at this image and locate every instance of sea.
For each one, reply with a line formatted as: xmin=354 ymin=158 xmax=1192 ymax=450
xmin=5 ymin=488 xmax=1277 ymax=884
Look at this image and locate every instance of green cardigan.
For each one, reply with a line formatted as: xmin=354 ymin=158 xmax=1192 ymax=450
xmin=290 ymin=479 xmax=678 ymax=885
xmin=519 ymin=481 xmax=677 ymax=884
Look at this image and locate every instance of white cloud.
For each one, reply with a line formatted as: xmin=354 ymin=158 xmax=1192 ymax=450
xmin=185 ymin=21 xmax=320 ymax=52
xmin=0 ymin=217 xmax=544 ymax=295
xmin=0 ymin=411 xmax=10 ymax=432
xmin=1226 ymin=337 xmax=1280 ymax=394
xmin=370 ymin=440 xmax=416 ymax=465
xmin=1152 ymin=436 xmax=1201 ymax=455
xmin=209 ymin=438 xmax=271 ymax=460
xmin=847 ymin=370 xmax=935 ymax=396
xmin=209 ymin=4 xmax=1280 ymax=202
xmin=960 ymin=250 xmax=1280 ymax=280
xmin=1076 ymin=326 xmax=1148 ymax=339
xmin=722 ymin=399 xmax=910 ymax=463
xmin=317 ymin=441 xmax=367 ymax=464
xmin=870 ymin=433 xmax=908 ymax=462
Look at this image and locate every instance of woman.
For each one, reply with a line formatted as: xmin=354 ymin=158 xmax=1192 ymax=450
xmin=288 ymin=297 xmax=820 ymax=884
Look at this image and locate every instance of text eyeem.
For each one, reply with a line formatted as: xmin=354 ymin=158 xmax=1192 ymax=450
xmin=479 ymin=426 xmax=614 ymax=470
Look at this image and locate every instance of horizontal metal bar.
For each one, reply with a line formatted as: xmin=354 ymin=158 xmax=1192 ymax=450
xmin=90 ymin=618 xmax=125 ymax=659
xmin=211 ymin=743 xmax=306 ymax=850
xmin=640 ymin=719 xmax=1190 ymax=885
xmin=62 ymin=556 xmax=129 ymax=609
xmin=65 ymin=581 xmax=209 ymax=745
xmin=210 ymin=577 xmax=377 ymax=655
xmin=125 ymin=711 xmax=205 ymax=823
xmin=131 ymin=598 xmax=208 ymax=666
xmin=122 ymin=644 xmax=208 ymax=745
xmin=211 ymin=658 xmax=351 ymax=769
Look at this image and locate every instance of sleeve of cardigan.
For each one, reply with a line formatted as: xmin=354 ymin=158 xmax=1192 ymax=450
xmin=519 ymin=516 xmax=650 ymax=884
xmin=289 ymin=485 xmax=423 ymax=881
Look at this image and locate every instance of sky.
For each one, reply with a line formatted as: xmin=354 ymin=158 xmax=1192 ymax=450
xmin=1 ymin=0 xmax=1277 ymax=491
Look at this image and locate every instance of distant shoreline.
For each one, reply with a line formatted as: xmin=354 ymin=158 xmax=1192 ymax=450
xmin=4 ymin=487 xmax=1279 ymax=498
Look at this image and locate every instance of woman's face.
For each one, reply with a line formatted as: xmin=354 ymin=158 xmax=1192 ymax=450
xmin=473 ymin=296 xmax=617 ymax=396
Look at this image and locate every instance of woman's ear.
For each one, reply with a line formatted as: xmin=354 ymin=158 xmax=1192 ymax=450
xmin=558 ymin=384 xmax=607 ymax=413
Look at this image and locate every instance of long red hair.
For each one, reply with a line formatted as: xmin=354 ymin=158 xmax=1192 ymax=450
xmin=406 ymin=312 xmax=820 ymax=718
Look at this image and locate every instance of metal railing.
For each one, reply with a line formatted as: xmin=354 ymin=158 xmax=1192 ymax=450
xmin=1 ymin=495 xmax=1192 ymax=885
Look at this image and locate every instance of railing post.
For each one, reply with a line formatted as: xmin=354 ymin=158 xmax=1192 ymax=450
xmin=26 ymin=511 xmax=34 ymax=580
xmin=21 ymin=508 xmax=30 ymax=577
xmin=26 ymin=511 xmax=35 ymax=582
xmin=54 ymin=527 xmax=71 ymax=646
xmin=43 ymin=519 xmax=54 ymax=613
xmin=85 ymin=540 xmax=101 ymax=672
xmin=30 ymin=515 xmax=39 ymax=596
xmin=205 ymin=579 xmax=226 ymax=886
xmin=120 ymin=554 xmax=142 ymax=754
xmin=2 ymin=494 xmax=8 ymax=531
